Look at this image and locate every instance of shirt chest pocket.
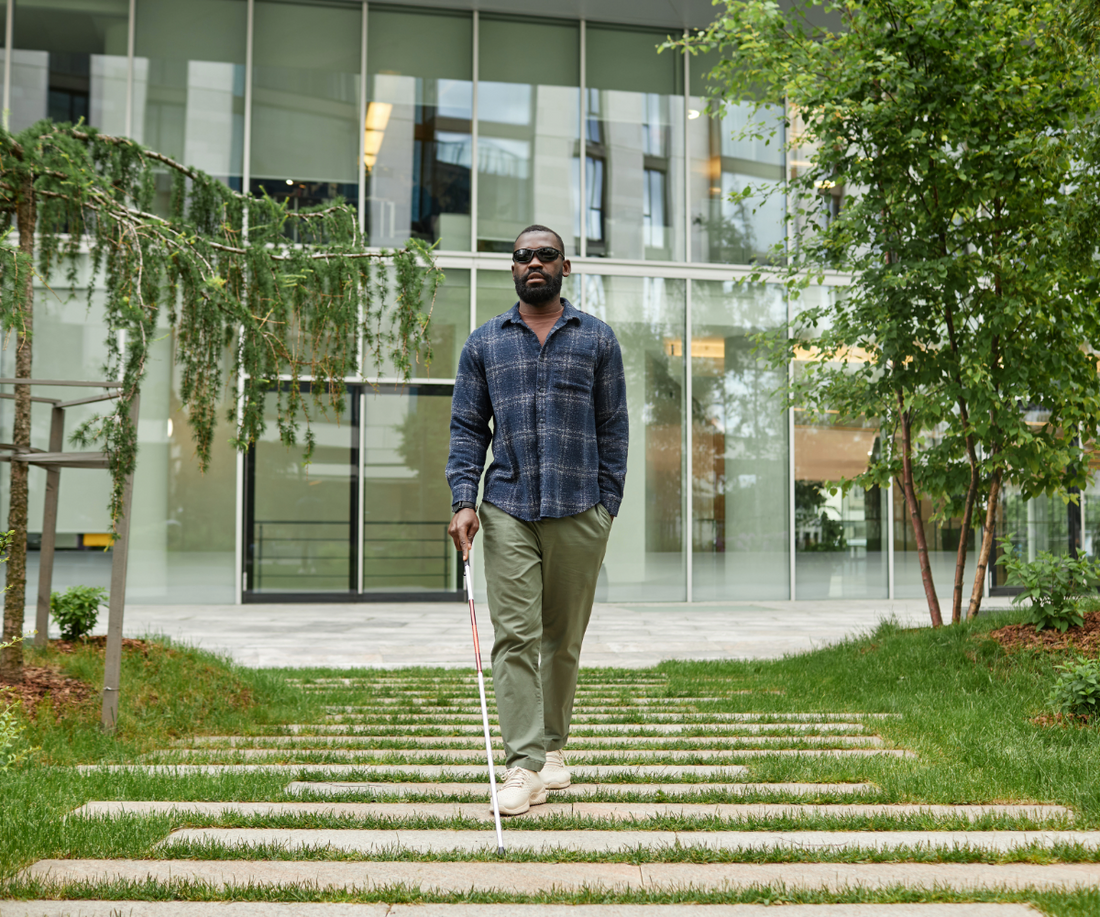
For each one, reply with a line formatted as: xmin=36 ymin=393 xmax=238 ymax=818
xmin=548 ymin=351 xmax=598 ymax=398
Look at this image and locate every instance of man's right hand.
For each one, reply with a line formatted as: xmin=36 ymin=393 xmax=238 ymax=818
xmin=448 ymin=508 xmax=480 ymax=561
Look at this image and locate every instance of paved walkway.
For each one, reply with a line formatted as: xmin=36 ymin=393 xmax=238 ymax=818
xmin=24 ymin=598 xmax=1016 ymax=668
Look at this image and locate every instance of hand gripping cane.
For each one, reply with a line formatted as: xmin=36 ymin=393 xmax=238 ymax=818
xmin=465 ymin=559 xmax=505 ymax=855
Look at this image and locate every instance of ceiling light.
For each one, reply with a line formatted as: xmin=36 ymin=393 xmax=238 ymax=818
xmin=688 ymin=109 xmax=701 ymax=120
xmin=285 ymin=179 xmax=293 ymax=185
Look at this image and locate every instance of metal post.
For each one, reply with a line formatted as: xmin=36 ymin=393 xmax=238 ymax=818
xmin=3 ymin=0 xmax=13 ymax=131
xmin=470 ymin=10 xmax=479 ymax=253
xmin=101 ymin=395 xmax=139 ymax=732
xmin=34 ymin=405 xmax=64 ymax=646
xmin=578 ymin=19 xmax=586 ymax=260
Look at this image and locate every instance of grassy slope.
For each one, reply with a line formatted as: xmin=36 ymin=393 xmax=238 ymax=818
xmin=1 ymin=609 xmax=1099 ymax=915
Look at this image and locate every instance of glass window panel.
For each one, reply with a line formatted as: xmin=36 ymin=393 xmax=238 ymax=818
xmin=582 ymin=274 xmax=685 ymax=601
xmin=689 ymin=99 xmax=786 ymax=264
xmin=367 ymin=8 xmax=472 ymax=250
xmin=10 ymin=0 xmax=129 ymax=133
xmin=476 ymin=16 xmax=579 ymax=253
xmin=370 ymin=269 xmax=469 ymax=381
xmin=691 ymin=280 xmax=789 ymax=600
xmin=585 ymin=26 xmax=684 ymax=261
xmin=248 ymin=388 xmax=356 ymax=594
xmin=250 ymin=1 xmax=360 ymax=208
xmin=135 ymin=0 xmax=246 ymax=195
xmin=895 ymin=478 xmax=979 ymax=599
xmin=989 ymin=489 xmax=1076 ymax=591
xmin=362 ymin=386 xmax=458 ymax=595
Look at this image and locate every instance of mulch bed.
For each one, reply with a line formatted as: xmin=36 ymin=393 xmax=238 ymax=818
xmin=0 ymin=664 xmax=94 ymax=720
xmin=987 ymin=610 xmax=1100 ymax=657
xmin=0 ymin=637 xmax=153 ymax=719
xmin=51 ymin=636 xmax=153 ymax=655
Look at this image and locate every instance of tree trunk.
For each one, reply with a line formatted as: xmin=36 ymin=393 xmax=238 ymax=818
xmin=0 ymin=177 xmax=35 ymax=683
xmin=952 ymin=444 xmax=980 ymax=625
xmin=967 ymin=469 xmax=1002 ymax=621
xmin=898 ymin=395 xmax=943 ymax=627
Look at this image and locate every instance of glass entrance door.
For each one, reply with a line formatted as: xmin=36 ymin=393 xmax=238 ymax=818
xmin=243 ymin=382 xmax=460 ymax=601
xmin=361 ymin=385 xmax=459 ymax=597
xmin=245 ymin=385 xmax=358 ymax=597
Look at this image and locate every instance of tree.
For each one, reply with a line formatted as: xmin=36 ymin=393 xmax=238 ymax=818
xmin=678 ymin=0 xmax=1100 ymax=626
xmin=0 ymin=120 xmax=442 ymax=682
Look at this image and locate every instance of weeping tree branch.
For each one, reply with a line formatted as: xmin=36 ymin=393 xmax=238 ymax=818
xmin=0 ymin=119 xmax=442 ymax=679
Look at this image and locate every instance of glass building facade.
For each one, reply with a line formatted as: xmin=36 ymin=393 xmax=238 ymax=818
xmin=0 ymin=0 xmax=1080 ymax=606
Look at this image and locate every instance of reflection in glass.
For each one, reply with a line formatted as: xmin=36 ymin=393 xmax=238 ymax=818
xmin=476 ymin=17 xmax=579 ymax=253
xmin=689 ymin=100 xmax=786 ymax=264
xmin=135 ymin=0 xmax=246 ymax=211
xmin=250 ymin=2 xmax=360 ymax=209
xmin=583 ymin=274 xmax=685 ymax=600
xmin=10 ymin=0 xmax=130 ymax=133
xmin=371 ymin=270 xmax=470 ymax=381
xmin=793 ymin=395 xmax=886 ymax=599
xmin=367 ymin=9 xmax=472 ymax=250
xmin=248 ymin=388 xmax=355 ymax=594
xmin=990 ymin=489 xmax=1076 ymax=590
xmin=895 ymin=479 xmax=978 ymax=598
xmin=362 ymin=387 xmax=457 ymax=594
xmin=691 ymin=281 xmax=789 ymax=599
xmin=585 ymin=26 xmax=684 ymax=261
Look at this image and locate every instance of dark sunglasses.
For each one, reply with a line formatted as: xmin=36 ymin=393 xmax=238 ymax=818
xmin=512 ymin=246 xmax=563 ymax=264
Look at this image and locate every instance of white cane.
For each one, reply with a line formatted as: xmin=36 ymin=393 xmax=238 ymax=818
xmin=465 ymin=559 xmax=505 ymax=855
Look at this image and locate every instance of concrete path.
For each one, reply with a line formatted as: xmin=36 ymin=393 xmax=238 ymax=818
xmin=23 ymin=859 xmax=1100 ymax=892
xmin=0 ymin=903 xmax=1043 ymax=916
xmin=284 ymin=781 xmax=879 ymax=798
xmin=24 ymin=598 xmax=1016 ymax=669
xmin=156 ymin=827 xmax=1100 ymax=854
xmin=72 ymin=801 xmax=1072 ymax=821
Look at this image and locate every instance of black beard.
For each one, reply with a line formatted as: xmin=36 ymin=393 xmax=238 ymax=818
xmin=514 ymin=268 xmax=563 ymax=305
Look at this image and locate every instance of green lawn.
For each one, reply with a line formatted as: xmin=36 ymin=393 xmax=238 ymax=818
xmin=2 ymin=607 xmax=1099 ymax=915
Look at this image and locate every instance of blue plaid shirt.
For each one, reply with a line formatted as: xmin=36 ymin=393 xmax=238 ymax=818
xmin=447 ymin=298 xmax=629 ymax=521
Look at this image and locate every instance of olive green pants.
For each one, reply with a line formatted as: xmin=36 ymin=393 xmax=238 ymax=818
xmin=479 ymin=500 xmax=613 ymax=771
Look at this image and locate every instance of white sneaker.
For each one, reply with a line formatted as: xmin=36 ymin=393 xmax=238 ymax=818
xmin=542 ymin=749 xmax=571 ymax=789
xmin=494 ymin=766 xmax=547 ymax=816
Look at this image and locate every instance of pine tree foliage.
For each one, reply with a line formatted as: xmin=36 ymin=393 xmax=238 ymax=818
xmin=676 ymin=0 xmax=1100 ymax=626
xmin=0 ymin=120 xmax=442 ymax=524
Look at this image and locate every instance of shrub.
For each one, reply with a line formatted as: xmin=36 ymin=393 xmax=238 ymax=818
xmin=50 ymin=586 xmax=108 ymax=641
xmin=1049 ymin=655 xmax=1100 ymax=721
xmin=996 ymin=543 xmax=1100 ymax=633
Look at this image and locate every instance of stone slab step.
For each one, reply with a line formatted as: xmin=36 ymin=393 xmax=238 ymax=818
xmin=150 ymin=747 xmax=907 ymax=762
xmin=312 ymin=697 xmax=730 ymax=705
xmin=321 ymin=712 xmax=899 ymax=721
xmin=286 ymin=781 xmax=877 ymax=798
xmin=21 ymin=858 xmax=1100 ymax=892
xmin=277 ymin=723 xmax=869 ymax=735
xmin=0 ymin=904 xmax=1042 ymax=917
xmin=73 ymin=800 xmax=1073 ymax=822
xmin=181 ymin=735 xmax=885 ymax=748
xmin=323 ymin=713 xmax=898 ymax=724
xmin=75 ymin=764 xmax=750 ymax=778
xmin=157 ymin=827 xmax=1100 ymax=854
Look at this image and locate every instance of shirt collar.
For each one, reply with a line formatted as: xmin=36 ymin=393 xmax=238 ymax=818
xmin=501 ymin=297 xmax=579 ymax=328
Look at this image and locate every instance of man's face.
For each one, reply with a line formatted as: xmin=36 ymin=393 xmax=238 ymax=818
xmin=512 ymin=231 xmax=571 ymax=305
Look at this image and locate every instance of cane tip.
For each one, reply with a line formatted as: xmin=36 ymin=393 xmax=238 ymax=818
xmin=497 ymin=846 xmax=506 ymax=856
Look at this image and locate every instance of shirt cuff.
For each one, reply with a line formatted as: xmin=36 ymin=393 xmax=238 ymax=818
xmin=600 ymin=493 xmax=621 ymax=517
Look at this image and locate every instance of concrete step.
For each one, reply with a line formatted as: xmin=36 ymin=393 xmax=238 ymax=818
xmin=75 ymin=764 xmax=751 ymax=778
xmin=322 ymin=713 xmax=897 ymax=724
xmin=21 ymin=858 xmax=1100 ymax=892
xmin=320 ymin=712 xmax=900 ymax=721
xmin=276 ymin=723 xmax=869 ymax=736
xmin=180 ymin=734 xmax=885 ymax=748
xmin=285 ymin=781 xmax=878 ymax=798
xmin=0 ymin=903 xmax=1042 ymax=916
xmin=72 ymin=800 xmax=1073 ymax=823
xmin=156 ymin=827 xmax=1100 ymax=855
xmin=148 ymin=747 xmax=909 ymax=762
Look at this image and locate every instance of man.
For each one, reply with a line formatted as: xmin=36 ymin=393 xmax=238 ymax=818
xmin=446 ymin=224 xmax=628 ymax=815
